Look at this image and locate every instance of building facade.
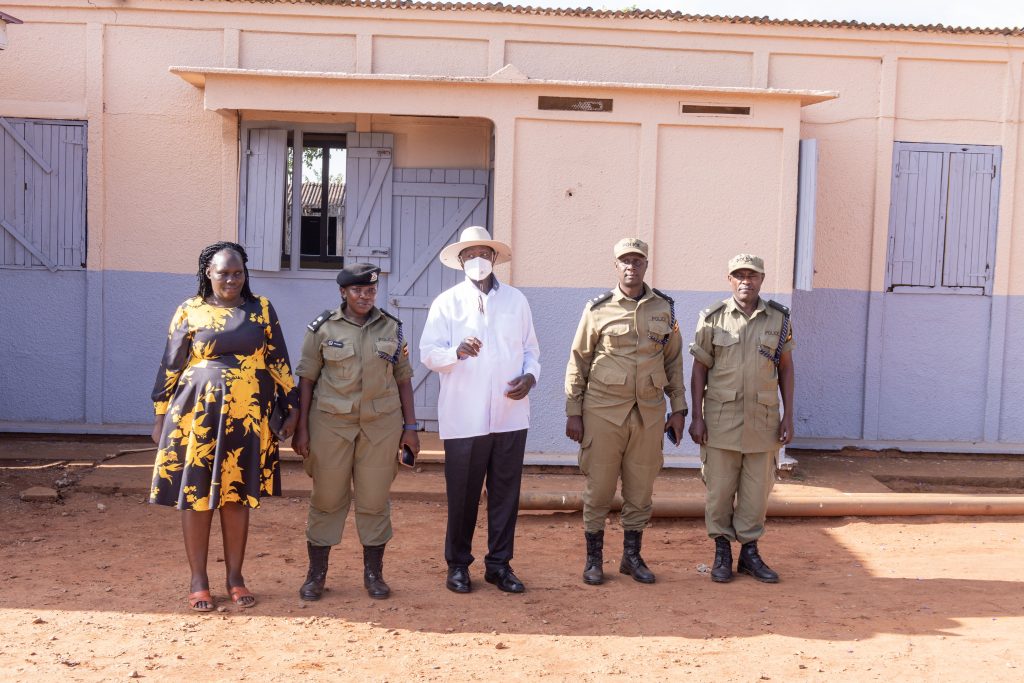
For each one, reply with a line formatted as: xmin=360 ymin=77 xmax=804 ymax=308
xmin=1 ymin=0 xmax=1022 ymax=455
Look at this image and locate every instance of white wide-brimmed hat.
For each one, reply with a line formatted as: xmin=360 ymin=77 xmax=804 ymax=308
xmin=439 ymin=226 xmax=512 ymax=270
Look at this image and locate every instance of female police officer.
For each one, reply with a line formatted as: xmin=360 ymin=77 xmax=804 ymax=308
xmin=292 ymin=263 xmax=420 ymax=600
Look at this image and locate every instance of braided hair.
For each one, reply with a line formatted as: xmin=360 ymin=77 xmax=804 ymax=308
xmin=195 ymin=241 xmax=256 ymax=302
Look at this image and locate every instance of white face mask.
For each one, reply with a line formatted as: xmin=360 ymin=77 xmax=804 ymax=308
xmin=463 ymin=256 xmax=493 ymax=282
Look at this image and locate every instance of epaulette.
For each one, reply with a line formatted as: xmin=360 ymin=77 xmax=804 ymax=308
xmin=587 ymin=290 xmax=614 ymax=309
xmin=306 ymin=309 xmax=333 ymax=332
xmin=650 ymin=287 xmax=674 ymax=304
xmin=767 ymin=299 xmax=790 ymax=316
xmin=700 ymin=300 xmax=727 ymax=320
xmin=379 ymin=307 xmax=403 ymax=325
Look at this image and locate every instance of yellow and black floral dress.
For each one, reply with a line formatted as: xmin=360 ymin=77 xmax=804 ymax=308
xmin=150 ymin=296 xmax=298 ymax=510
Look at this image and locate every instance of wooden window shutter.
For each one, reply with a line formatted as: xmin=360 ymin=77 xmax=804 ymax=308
xmin=239 ymin=128 xmax=287 ymax=271
xmin=0 ymin=117 xmax=86 ymax=271
xmin=886 ymin=147 xmax=945 ymax=289
xmin=343 ymin=132 xmax=393 ymax=273
xmin=794 ymin=139 xmax=818 ymax=291
xmin=942 ymin=150 xmax=1000 ymax=293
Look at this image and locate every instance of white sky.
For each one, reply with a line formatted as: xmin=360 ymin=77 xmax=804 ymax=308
xmin=526 ymin=1 xmax=1024 ymax=30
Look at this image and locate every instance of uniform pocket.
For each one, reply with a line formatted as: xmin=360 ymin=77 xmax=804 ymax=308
xmin=316 ymin=396 xmax=354 ymax=415
xmin=591 ymin=363 xmax=627 ymax=386
xmin=757 ymin=390 xmax=780 ymax=431
xmin=640 ymin=367 xmax=669 ymax=400
xmin=323 ymin=344 xmax=356 ymax=363
xmin=322 ymin=344 xmax=356 ymax=379
xmin=648 ymin=320 xmax=670 ymax=336
xmin=374 ymin=339 xmax=399 ymax=359
xmin=703 ymin=387 xmax=738 ymax=426
xmin=603 ymin=323 xmax=632 ymax=349
xmin=711 ymin=329 xmax=740 ymax=369
xmin=371 ymin=393 xmax=401 ymax=416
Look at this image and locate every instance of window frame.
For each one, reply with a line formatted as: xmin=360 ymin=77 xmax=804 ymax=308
xmin=238 ymin=120 xmax=355 ymax=278
xmin=884 ymin=141 xmax=1001 ymax=296
xmin=0 ymin=117 xmax=87 ymax=271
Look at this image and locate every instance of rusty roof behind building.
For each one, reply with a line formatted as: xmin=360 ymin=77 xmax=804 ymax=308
xmin=182 ymin=1 xmax=1023 ymax=36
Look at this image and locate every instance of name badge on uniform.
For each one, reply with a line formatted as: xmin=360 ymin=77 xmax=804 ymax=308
xmin=326 ymin=340 xmax=345 ymax=348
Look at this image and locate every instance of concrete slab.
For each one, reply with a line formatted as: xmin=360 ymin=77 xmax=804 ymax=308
xmin=19 ymin=486 xmax=59 ymax=502
xmin=0 ymin=434 xmax=153 ymax=462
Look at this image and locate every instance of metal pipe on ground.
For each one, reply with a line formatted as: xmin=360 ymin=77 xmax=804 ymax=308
xmin=518 ymin=492 xmax=1024 ymax=517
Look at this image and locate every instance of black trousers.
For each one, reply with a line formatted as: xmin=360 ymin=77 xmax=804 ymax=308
xmin=443 ymin=429 xmax=528 ymax=571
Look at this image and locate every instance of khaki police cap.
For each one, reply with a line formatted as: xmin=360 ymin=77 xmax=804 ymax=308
xmin=728 ymin=253 xmax=765 ymax=274
xmin=614 ymin=237 xmax=648 ymax=259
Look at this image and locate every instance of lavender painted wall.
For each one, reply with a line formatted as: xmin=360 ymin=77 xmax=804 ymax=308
xmin=876 ymin=293 xmax=990 ymax=441
xmin=791 ymin=288 xmax=868 ymax=439
xmin=998 ymin=297 xmax=1024 ymax=442
xmin=0 ymin=270 xmax=88 ymax=422
xmin=2 ymin=271 xmax=1022 ymax=455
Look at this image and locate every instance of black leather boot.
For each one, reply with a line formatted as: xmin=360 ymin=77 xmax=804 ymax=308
xmin=299 ymin=543 xmax=331 ymax=601
xmin=711 ymin=536 xmax=733 ymax=583
xmin=582 ymin=530 xmax=604 ymax=585
xmin=363 ymin=544 xmax=391 ymax=599
xmin=738 ymin=541 xmax=779 ymax=583
xmin=619 ymin=529 xmax=656 ymax=584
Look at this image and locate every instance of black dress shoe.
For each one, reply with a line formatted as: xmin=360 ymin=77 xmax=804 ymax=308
xmin=484 ymin=566 xmax=525 ymax=594
xmin=446 ymin=565 xmax=471 ymax=594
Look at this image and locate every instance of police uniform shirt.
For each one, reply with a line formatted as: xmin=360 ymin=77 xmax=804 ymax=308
xmin=565 ymin=284 xmax=687 ymax=427
xmin=689 ymin=297 xmax=794 ymax=453
xmin=296 ymin=305 xmax=413 ymax=443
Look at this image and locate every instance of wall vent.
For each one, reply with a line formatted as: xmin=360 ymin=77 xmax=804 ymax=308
xmin=680 ymin=104 xmax=751 ymax=115
xmin=539 ymin=96 xmax=613 ymax=112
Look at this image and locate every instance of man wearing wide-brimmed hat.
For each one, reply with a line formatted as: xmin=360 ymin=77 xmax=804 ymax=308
xmin=420 ymin=226 xmax=541 ymax=595
xmin=689 ymin=253 xmax=795 ymax=585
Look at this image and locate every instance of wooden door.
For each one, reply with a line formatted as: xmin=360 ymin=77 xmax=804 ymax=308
xmin=387 ymin=168 xmax=489 ymax=430
xmin=344 ymin=132 xmax=394 ymax=303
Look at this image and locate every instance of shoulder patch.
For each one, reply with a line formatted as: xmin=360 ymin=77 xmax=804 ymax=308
xmin=650 ymin=287 xmax=674 ymax=304
xmin=379 ymin=307 xmax=403 ymax=325
xmin=306 ymin=309 xmax=333 ymax=332
xmin=587 ymin=290 xmax=614 ymax=309
xmin=701 ymin=300 xmax=727 ymax=320
xmin=767 ymin=299 xmax=790 ymax=316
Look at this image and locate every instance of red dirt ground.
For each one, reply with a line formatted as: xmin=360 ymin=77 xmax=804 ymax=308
xmin=1 ymin=464 xmax=1022 ymax=682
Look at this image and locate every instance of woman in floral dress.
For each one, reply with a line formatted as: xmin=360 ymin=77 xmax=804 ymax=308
xmin=150 ymin=241 xmax=299 ymax=611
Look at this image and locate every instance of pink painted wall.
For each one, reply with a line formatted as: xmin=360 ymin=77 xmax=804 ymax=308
xmin=2 ymin=0 xmax=1022 ymax=299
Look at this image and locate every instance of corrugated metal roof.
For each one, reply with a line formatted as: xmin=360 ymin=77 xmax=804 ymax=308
xmin=182 ymin=1 xmax=1023 ymax=36
xmin=286 ymin=181 xmax=346 ymax=216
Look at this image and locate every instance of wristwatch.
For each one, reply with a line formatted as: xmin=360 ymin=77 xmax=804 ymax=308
xmin=402 ymin=422 xmax=421 ymax=431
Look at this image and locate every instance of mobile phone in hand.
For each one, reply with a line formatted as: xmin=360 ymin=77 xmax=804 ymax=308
xmin=664 ymin=412 xmax=680 ymax=446
xmin=399 ymin=444 xmax=417 ymax=468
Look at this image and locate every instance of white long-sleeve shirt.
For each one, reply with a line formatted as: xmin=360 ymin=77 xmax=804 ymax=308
xmin=420 ymin=277 xmax=541 ymax=440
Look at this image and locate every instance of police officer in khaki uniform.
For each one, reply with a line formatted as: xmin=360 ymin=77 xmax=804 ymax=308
xmin=565 ymin=238 xmax=687 ymax=586
xmin=292 ymin=263 xmax=420 ymax=601
xmin=689 ymin=254 xmax=794 ymax=584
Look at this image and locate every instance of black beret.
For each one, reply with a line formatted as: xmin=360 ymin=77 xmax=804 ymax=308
xmin=336 ymin=263 xmax=380 ymax=287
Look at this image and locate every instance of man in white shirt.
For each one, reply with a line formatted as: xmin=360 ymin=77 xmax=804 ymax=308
xmin=420 ymin=226 xmax=541 ymax=594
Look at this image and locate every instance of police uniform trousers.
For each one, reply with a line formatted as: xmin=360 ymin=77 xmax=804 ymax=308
xmin=443 ymin=429 xmax=528 ymax=572
xmin=700 ymin=446 xmax=777 ymax=544
xmin=305 ymin=409 xmax=400 ymax=548
xmin=579 ymin=405 xmax=664 ymax=533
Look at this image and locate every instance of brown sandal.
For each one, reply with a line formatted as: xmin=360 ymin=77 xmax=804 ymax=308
xmin=188 ymin=590 xmax=215 ymax=612
xmin=228 ymin=585 xmax=256 ymax=608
